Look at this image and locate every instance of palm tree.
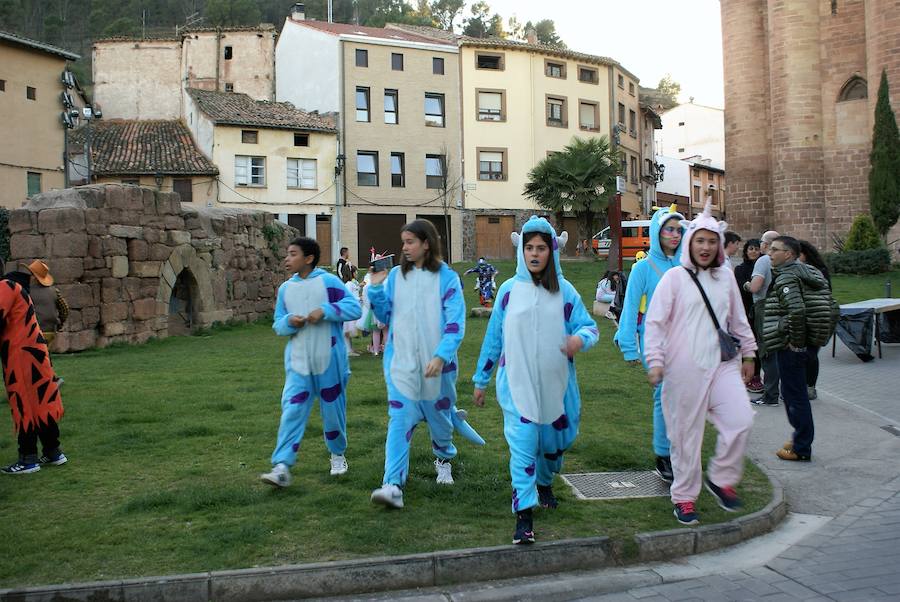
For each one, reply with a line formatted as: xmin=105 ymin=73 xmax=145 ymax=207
xmin=523 ymin=136 xmax=619 ymax=252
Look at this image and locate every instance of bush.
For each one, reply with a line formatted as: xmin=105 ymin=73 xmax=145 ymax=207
xmin=845 ymin=214 xmax=883 ymax=251
xmin=826 ymin=248 xmax=892 ymax=274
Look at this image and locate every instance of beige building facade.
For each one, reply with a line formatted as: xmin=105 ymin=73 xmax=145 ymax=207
xmin=276 ymin=17 xmax=463 ymax=265
xmin=0 ymin=31 xmax=79 ymax=208
xmin=93 ymin=26 xmax=276 ymax=121
xmin=185 ymin=88 xmax=338 ymax=263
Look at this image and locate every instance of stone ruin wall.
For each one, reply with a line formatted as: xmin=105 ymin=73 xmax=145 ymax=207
xmin=6 ymin=184 xmax=295 ymax=352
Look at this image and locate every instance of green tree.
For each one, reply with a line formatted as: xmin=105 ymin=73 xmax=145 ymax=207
xmin=869 ymin=69 xmax=900 ymax=241
xmin=102 ymin=16 xmax=140 ymax=37
xmin=204 ymin=0 xmax=260 ymax=26
xmin=844 ymin=213 xmax=883 ymax=251
xmin=657 ymin=74 xmax=681 ymax=106
xmin=524 ymin=136 xmax=619 ymax=247
xmin=506 ymin=14 xmax=523 ymax=40
xmin=429 ymin=0 xmax=463 ymax=30
xmin=526 ymin=18 xmax=565 ymax=48
xmin=462 ymin=0 xmax=502 ymax=38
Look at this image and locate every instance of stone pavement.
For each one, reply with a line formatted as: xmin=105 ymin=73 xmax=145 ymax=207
xmin=329 ymin=341 xmax=900 ymax=601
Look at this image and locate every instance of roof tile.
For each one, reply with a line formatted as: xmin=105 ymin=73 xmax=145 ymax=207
xmin=187 ymin=88 xmax=337 ymax=132
xmin=69 ymin=120 xmax=218 ymax=176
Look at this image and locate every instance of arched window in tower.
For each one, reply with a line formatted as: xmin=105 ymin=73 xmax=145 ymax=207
xmin=838 ymin=76 xmax=868 ymax=102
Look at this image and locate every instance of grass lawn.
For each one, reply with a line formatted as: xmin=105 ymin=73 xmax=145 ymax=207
xmin=0 ymin=259 xmax=776 ymax=588
xmin=829 ymin=267 xmax=899 ymax=304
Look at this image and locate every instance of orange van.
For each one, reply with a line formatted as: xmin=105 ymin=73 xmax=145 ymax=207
xmin=592 ymin=220 xmax=652 ymax=259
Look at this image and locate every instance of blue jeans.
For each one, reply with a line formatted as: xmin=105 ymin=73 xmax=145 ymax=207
xmin=776 ymin=349 xmax=814 ymax=456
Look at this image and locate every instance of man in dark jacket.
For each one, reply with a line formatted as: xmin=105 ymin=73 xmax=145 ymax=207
xmin=762 ymin=236 xmax=830 ymax=462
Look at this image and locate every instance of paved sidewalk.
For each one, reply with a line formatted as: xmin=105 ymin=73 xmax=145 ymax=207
xmin=328 ymin=341 xmax=900 ymax=601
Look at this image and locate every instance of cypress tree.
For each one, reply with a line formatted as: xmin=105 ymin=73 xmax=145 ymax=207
xmin=869 ymin=69 xmax=900 ymax=240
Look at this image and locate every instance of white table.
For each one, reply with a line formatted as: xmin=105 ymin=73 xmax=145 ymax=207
xmin=833 ymin=298 xmax=900 ymax=359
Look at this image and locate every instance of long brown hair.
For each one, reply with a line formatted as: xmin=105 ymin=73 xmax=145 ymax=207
xmin=523 ymin=231 xmax=559 ymax=292
xmin=400 ymin=219 xmax=443 ymax=275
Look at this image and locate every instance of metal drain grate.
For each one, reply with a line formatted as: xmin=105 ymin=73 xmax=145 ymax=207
xmin=562 ymin=471 xmax=671 ymax=500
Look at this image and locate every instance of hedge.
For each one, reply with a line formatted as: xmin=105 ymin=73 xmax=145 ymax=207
xmin=826 ymin=248 xmax=892 ymax=274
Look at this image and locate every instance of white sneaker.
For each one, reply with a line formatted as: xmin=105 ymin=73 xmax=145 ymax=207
xmin=370 ymin=484 xmax=404 ymax=508
xmin=435 ymin=459 xmax=454 ymax=485
xmin=330 ymin=454 xmax=348 ymax=476
xmin=260 ymin=463 xmax=292 ymax=488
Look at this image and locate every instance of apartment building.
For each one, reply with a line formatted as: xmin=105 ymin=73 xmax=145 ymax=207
xmin=0 ymin=30 xmax=80 ymax=207
xmin=92 ymin=25 xmax=276 ymax=120
xmin=184 ymin=88 xmax=338 ymax=263
xmin=276 ymin=8 xmax=462 ymax=265
xmin=639 ymin=103 xmax=664 ymax=215
xmin=657 ymin=101 xmax=724 ymax=168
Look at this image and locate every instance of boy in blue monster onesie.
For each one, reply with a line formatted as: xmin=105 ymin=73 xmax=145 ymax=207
xmin=369 ymin=220 xmax=484 ymax=510
xmin=260 ymin=237 xmax=362 ymax=488
xmin=614 ymin=205 xmax=684 ymax=483
xmin=473 ymin=217 xmax=599 ymax=545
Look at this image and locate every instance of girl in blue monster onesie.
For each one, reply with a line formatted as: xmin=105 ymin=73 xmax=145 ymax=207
xmin=260 ymin=237 xmax=362 ymax=488
xmin=369 ymin=220 xmax=484 ymax=510
xmin=473 ymin=217 xmax=599 ymax=545
xmin=614 ymin=205 xmax=684 ymax=483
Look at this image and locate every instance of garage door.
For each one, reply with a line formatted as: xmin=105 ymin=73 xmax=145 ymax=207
xmin=358 ymin=213 xmax=406 ymax=267
xmin=475 ymin=215 xmax=515 ymax=259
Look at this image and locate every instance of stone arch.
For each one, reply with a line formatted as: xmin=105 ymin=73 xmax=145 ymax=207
xmin=156 ymin=244 xmax=216 ymax=334
xmin=837 ymin=76 xmax=868 ymax=102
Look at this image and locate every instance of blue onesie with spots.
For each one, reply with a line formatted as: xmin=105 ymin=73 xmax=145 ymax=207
xmin=474 ymin=217 xmax=599 ymax=513
xmin=269 ymin=268 xmax=362 ymax=468
xmin=368 ymin=261 xmax=484 ymax=487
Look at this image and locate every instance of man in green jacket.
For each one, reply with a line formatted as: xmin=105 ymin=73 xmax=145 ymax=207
xmin=762 ymin=236 xmax=831 ymax=462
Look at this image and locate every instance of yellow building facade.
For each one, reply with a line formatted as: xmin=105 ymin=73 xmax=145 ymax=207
xmin=0 ymin=31 xmax=79 ymax=208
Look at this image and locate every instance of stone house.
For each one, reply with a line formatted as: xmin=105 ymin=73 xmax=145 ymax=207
xmin=92 ymin=25 xmax=276 ymax=121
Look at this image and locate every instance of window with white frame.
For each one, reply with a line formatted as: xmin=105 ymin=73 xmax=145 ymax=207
xmin=287 ymin=158 xmax=317 ymax=189
xmin=235 ymin=155 xmax=265 ymax=186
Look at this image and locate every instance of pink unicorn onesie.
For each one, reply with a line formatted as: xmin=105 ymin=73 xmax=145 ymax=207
xmin=642 ymin=203 xmax=757 ymax=526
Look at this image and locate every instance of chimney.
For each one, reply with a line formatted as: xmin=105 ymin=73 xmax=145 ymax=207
xmin=291 ymin=3 xmax=305 ymax=21
xmin=525 ymin=27 xmax=537 ymax=45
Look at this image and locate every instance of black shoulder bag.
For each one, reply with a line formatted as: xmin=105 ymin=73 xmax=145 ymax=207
xmin=684 ymin=267 xmax=741 ymax=362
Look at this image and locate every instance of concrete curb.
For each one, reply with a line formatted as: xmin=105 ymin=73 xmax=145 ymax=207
xmin=0 ymin=467 xmax=786 ymax=602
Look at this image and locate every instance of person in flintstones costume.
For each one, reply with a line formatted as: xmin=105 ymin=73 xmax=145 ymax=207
xmin=260 ymin=236 xmax=362 ymax=488
xmin=368 ymin=219 xmax=484 ymax=510
xmin=473 ymin=216 xmax=599 ymax=544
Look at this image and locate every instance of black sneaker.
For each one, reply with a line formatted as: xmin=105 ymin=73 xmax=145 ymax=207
xmin=704 ymin=476 xmax=742 ymax=512
xmin=38 ymin=451 xmax=68 ymax=466
xmin=513 ymin=509 xmax=535 ymax=545
xmin=655 ymin=455 xmax=674 ymax=482
xmin=1 ymin=461 xmax=40 ymax=475
xmin=751 ymin=397 xmax=779 ymax=406
xmin=673 ymin=501 xmax=699 ymax=525
xmin=537 ymin=484 xmax=558 ymax=509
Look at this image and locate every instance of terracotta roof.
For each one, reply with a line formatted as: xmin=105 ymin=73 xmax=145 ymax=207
xmin=290 ymin=20 xmax=452 ymax=45
xmin=68 ymin=120 xmax=218 ymax=176
xmin=0 ymin=29 xmax=79 ymax=60
xmin=187 ymin=88 xmax=337 ymax=132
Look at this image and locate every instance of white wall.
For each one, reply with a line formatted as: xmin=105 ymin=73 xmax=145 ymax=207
xmin=183 ymin=90 xmax=215 ymax=158
xmin=276 ymin=20 xmax=340 ymax=112
xmin=657 ymin=103 xmax=725 ymax=169
xmin=656 ymin=155 xmax=690 ymax=197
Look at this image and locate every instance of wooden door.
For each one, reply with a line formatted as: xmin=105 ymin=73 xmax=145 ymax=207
xmin=475 ymin=215 xmax=515 ymax=259
xmin=316 ymin=216 xmax=332 ymax=266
